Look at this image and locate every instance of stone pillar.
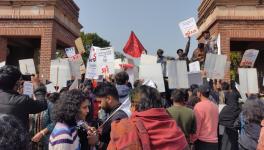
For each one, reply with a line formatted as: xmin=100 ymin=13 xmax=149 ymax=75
xmin=39 ymin=28 xmax=56 ymax=81
xmin=0 ymin=37 xmax=8 ymax=62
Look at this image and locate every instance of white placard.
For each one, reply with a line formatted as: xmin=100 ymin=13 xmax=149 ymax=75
xmin=23 ymin=81 xmax=33 ymax=97
xmin=139 ymin=64 xmax=165 ymax=92
xmin=189 ymin=61 xmax=200 ymax=73
xmin=69 ymin=79 xmax=79 ymax=90
xmin=19 ymin=59 xmax=36 ymax=75
xmin=46 ymin=83 xmax=57 ymax=93
xmin=179 ymin=17 xmax=199 ymax=38
xmin=188 ymin=72 xmax=203 ymax=87
xmin=85 ymin=46 xmax=99 ymax=79
xmin=240 ymin=49 xmax=259 ymax=67
xmin=204 ymin=53 xmax=227 ymax=79
xmin=217 ymin=34 xmax=221 ymax=55
xmin=0 ymin=61 xmax=5 ymax=68
xmin=167 ymin=61 xmax=189 ymax=89
xmin=50 ymin=59 xmax=72 ymax=88
xmin=238 ymin=68 xmax=259 ymax=94
xmin=65 ymin=47 xmax=76 ymax=58
xmin=69 ymin=61 xmax=81 ymax=79
xmin=96 ymin=47 xmax=115 ymax=76
xmin=140 ymin=54 xmax=157 ymax=65
xmin=126 ymin=67 xmax=139 ymax=87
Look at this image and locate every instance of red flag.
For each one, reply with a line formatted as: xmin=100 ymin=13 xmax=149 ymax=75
xmin=123 ymin=31 xmax=145 ymax=58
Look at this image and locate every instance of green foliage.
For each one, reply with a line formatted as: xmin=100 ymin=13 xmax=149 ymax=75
xmin=230 ymin=51 xmax=242 ymax=80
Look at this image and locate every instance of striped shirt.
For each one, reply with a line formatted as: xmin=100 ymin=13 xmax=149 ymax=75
xmin=49 ymin=122 xmax=80 ymax=150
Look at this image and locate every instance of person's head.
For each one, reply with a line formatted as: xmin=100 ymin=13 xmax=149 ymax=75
xmin=221 ymin=82 xmax=230 ymax=91
xmin=94 ymin=82 xmax=119 ymax=113
xmin=197 ymin=84 xmax=210 ymax=99
xmin=130 ymin=85 xmax=162 ymax=112
xmin=52 ymin=89 xmax=89 ymax=126
xmin=177 ymin=49 xmax=184 ymax=57
xmin=0 ymin=114 xmax=28 ymax=150
xmin=171 ymin=89 xmax=185 ymax=104
xmin=157 ymin=49 xmax=164 ymax=57
xmin=134 ymin=80 xmax=143 ymax=88
xmin=198 ymin=43 xmax=205 ymax=50
xmin=47 ymin=92 xmax=60 ymax=103
xmin=202 ymin=30 xmax=210 ymax=40
xmin=0 ymin=65 xmax=22 ymax=91
xmin=115 ymin=71 xmax=129 ymax=85
xmin=243 ymin=98 xmax=264 ymax=124
xmin=190 ymin=84 xmax=199 ymax=93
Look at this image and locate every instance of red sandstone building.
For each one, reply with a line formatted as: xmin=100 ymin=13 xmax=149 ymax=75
xmin=197 ymin=0 xmax=264 ymax=90
xmin=0 ymin=0 xmax=82 ymax=80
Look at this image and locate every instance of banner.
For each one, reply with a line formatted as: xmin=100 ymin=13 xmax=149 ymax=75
xmin=140 ymin=54 xmax=157 ymax=65
xmin=139 ymin=64 xmax=165 ymax=92
xmin=65 ymin=47 xmax=76 ymax=58
xmin=85 ymin=46 xmax=99 ymax=79
xmin=19 ymin=59 xmax=36 ymax=75
xmin=167 ymin=61 xmax=189 ymax=89
xmin=189 ymin=61 xmax=200 ymax=73
xmin=179 ymin=17 xmax=199 ymax=37
xmin=238 ymin=68 xmax=259 ymax=94
xmin=50 ymin=59 xmax=72 ymax=88
xmin=75 ymin=37 xmax=86 ymax=53
xmin=23 ymin=81 xmax=33 ymax=98
xmin=0 ymin=61 xmax=5 ymax=68
xmin=204 ymin=53 xmax=227 ymax=79
xmin=96 ymin=47 xmax=115 ymax=76
xmin=240 ymin=49 xmax=259 ymax=67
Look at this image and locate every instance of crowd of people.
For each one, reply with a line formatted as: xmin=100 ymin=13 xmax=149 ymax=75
xmin=0 ymin=30 xmax=263 ymax=150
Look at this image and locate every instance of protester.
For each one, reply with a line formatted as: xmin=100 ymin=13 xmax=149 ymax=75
xmin=235 ymin=98 xmax=264 ymax=150
xmin=49 ymin=89 xmax=95 ymax=150
xmin=167 ymin=89 xmax=196 ymax=143
xmin=203 ymin=30 xmax=218 ymax=54
xmin=0 ymin=65 xmax=47 ymax=130
xmin=257 ymin=120 xmax=264 ymax=150
xmin=94 ymin=83 xmax=128 ymax=149
xmin=30 ymin=92 xmax=59 ymax=150
xmin=219 ymin=86 xmax=241 ymax=150
xmin=114 ymin=71 xmax=132 ymax=117
xmin=192 ymin=84 xmax=219 ymax=150
xmin=157 ymin=49 xmax=167 ymax=77
xmin=191 ymin=43 xmax=206 ymax=66
xmin=108 ymin=85 xmax=188 ymax=150
xmin=0 ymin=114 xmax=29 ymax=150
xmin=176 ymin=36 xmax=191 ymax=61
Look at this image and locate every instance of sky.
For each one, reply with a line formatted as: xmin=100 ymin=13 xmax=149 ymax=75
xmin=74 ymin=0 xmax=201 ymax=57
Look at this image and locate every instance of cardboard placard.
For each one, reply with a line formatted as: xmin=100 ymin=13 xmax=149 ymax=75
xmin=65 ymin=47 xmax=76 ymax=58
xmin=140 ymin=54 xmax=157 ymax=65
xmin=69 ymin=79 xmax=79 ymax=90
xmin=240 ymin=49 xmax=259 ymax=67
xmin=204 ymin=53 xmax=227 ymax=79
xmin=23 ymin=81 xmax=33 ymax=97
xmin=85 ymin=46 xmax=99 ymax=79
xmin=19 ymin=59 xmax=36 ymax=75
xmin=75 ymin=37 xmax=86 ymax=53
xmin=139 ymin=64 xmax=165 ymax=92
xmin=126 ymin=67 xmax=139 ymax=87
xmin=46 ymin=83 xmax=57 ymax=93
xmin=50 ymin=59 xmax=72 ymax=88
xmin=179 ymin=17 xmax=199 ymax=37
xmin=238 ymin=68 xmax=259 ymax=94
xmin=167 ymin=61 xmax=189 ymax=89
xmin=188 ymin=72 xmax=203 ymax=87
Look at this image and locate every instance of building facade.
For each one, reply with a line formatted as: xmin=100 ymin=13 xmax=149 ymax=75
xmin=197 ymin=0 xmax=264 ymax=90
xmin=0 ymin=0 xmax=82 ymax=80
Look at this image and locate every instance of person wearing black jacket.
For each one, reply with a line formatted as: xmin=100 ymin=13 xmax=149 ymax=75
xmin=0 ymin=65 xmax=47 ymax=130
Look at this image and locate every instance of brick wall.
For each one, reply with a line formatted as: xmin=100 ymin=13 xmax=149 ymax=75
xmin=0 ymin=37 xmax=7 ymax=62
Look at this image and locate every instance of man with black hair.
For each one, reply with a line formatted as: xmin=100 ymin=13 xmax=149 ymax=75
xmin=94 ymin=82 xmax=128 ymax=149
xmin=191 ymin=43 xmax=206 ymax=66
xmin=192 ymin=84 xmax=219 ymax=150
xmin=167 ymin=89 xmax=196 ymax=142
xmin=176 ymin=37 xmax=191 ymax=61
xmin=0 ymin=65 xmax=47 ymax=130
xmin=115 ymin=71 xmax=132 ymax=117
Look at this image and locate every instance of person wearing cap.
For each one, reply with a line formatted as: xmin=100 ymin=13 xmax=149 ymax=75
xmin=191 ymin=83 xmax=219 ymax=150
xmin=156 ymin=49 xmax=167 ymax=77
